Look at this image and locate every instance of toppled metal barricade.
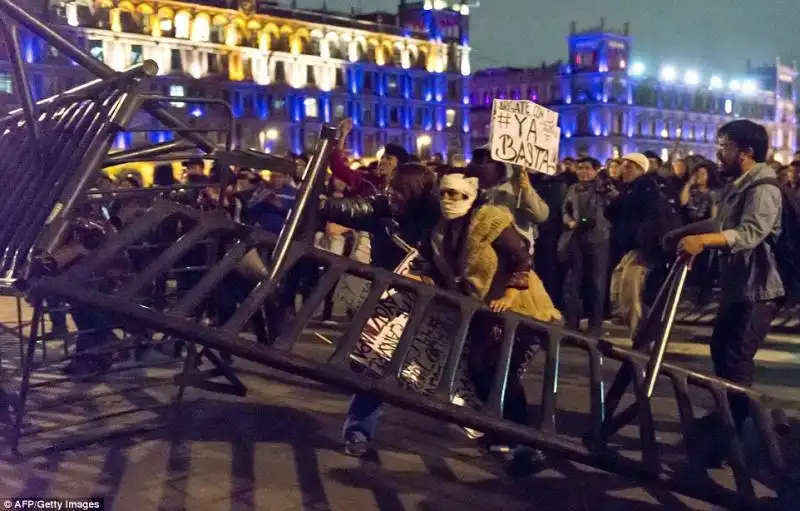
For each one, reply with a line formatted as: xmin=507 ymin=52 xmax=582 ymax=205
xmin=0 ymin=3 xmax=793 ymax=510
xmin=19 ymin=195 xmax=792 ymax=509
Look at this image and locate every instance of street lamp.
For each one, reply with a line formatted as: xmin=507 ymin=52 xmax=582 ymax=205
xmin=660 ymin=66 xmax=677 ymax=82
xmin=630 ymin=61 xmax=646 ymax=76
xmin=683 ymin=70 xmax=700 ymax=86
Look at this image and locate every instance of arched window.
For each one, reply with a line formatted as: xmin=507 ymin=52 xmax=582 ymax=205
xmin=174 ymin=11 xmax=191 ymax=39
xmin=191 ymin=14 xmax=210 ymax=42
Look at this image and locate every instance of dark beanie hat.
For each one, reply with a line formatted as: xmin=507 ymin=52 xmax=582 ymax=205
xmin=384 ymin=143 xmax=410 ymax=164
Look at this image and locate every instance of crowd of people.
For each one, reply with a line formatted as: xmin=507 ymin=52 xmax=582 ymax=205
xmin=44 ymin=117 xmax=797 ymax=473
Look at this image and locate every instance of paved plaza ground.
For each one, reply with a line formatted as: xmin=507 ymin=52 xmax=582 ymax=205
xmin=0 ymin=296 xmax=797 ymax=510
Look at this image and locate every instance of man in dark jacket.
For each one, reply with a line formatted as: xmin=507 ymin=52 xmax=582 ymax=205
xmin=606 ymin=153 xmax=679 ymax=336
xmin=561 ymin=157 xmax=614 ymax=333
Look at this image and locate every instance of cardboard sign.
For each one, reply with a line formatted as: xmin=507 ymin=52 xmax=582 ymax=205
xmin=490 ymin=99 xmax=560 ymax=175
xmin=349 ymin=251 xmax=482 ymax=410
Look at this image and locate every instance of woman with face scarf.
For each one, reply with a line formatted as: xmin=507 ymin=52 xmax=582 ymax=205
xmin=428 ymin=173 xmax=561 ymax=474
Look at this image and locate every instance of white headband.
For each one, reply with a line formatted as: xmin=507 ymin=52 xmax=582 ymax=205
xmin=439 ymin=173 xmax=479 ymax=201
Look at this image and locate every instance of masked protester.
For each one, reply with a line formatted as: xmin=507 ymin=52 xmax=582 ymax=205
xmin=423 ymin=173 xmax=560 ymax=475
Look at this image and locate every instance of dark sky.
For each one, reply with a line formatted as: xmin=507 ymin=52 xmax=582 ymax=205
xmin=299 ymin=0 xmax=800 ymax=77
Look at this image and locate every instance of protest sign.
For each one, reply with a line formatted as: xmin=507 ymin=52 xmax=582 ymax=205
xmin=490 ymin=99 xmax=560 ymax=175
xmin=349 ymin=251 xmax=482 ymax=411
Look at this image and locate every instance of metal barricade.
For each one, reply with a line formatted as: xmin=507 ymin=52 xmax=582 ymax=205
xmin=18 ymin=200 xmax=792 ymax=509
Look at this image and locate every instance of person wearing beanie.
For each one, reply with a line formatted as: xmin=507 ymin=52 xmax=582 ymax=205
xmin=606 ymin=153 xmax=681 ymax=336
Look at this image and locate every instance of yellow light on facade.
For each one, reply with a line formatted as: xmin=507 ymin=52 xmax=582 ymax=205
xmin=110 ymin=8 xmax=122 ymax=33
xmin=417 ymin=134 xmax=432 ymax=146
xmin=225 ymin=25 xmax=238 ymax=47
xmin=290 ymin=36 xmax=302 ymax=55
xmin=266 ymin=128 xmax=279 ymax=141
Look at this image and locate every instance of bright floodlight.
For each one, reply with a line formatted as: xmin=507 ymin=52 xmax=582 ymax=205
xmin=630 ymin=62 xmax=646 ymax=76
xmin=729 ymin=80 xmax=741 ymax=91
xmin=684 ymin=70 xmax=700 ymax=86
xmin=660 ymin=66 xmax=677 ymax=82
xmin=266 ymin=128 xmax=279 ymax=141
xmin=709 ymin=76 xmax=723 ymax=89
xmin=742 ymin=80 xmax=758 ymax=94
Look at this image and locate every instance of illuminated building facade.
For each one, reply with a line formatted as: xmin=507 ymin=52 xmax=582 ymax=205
xmin=0 ymin=0 xmax=472 ymax=159
xmin=471 ymin=21 xmax=797 ymax=164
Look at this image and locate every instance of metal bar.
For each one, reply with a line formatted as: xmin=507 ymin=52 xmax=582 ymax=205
xmin=117 ymin=214 xmax=229 ymax=299
xmin=11 ymin=301 xmax=43 ymax=453
xmin=434 ymin=303 xmax=476 ymax=400
xmin=35 ymin=87 xmax=141 ymax=256
xmin=0 ymin=61 xmax=158 ymax=125
xmin=0 ymin=0 xmax=216 ymax=153
xmin=0 ymin=17 xmax=40 ymax=143
xmin=2 ymin=96 xmax=112 ymax=277
xmin=486 ymin=315 xmax=520 ymax=417
xmin=644 ymin=262 xmax=690 ymax=397
xmin=629 ymin=362 xmax=660 ymax=474
xmin=273 ymin=264 xmax=347 ymax=351
xmin=27 ymin=275 xmax=765 ymax=510
xmin=103 ymin=139 xmax=199 ymax=166
xmin=646 ymin=263 xmax=689 ymax=399
xmin=538 ymin=332 xmax=561 ymax=433
xmin=669 ymin=375 xmax=703 ymax=472
xmin=632 ymin=261 xmax=682 ymax=351
xmin=328 ymin=275 xmax=393 ymax=366
xmin=268 ymin=125 xmax=336 ymax=283
xmin=586 ymin=343 xmax=605 ymax=449
xmin=383 ymin=292 xmax=435 ymax=383
xmin=171 ymin=240 xmax=252 ymax=317
xmin=141 ymin=95 xmax=235 ymax=152
xmin=221 ymin=244 xmax=301 ymax=333
xmin=63 ymin=201 xmax=184 ymax=280
xmin=711 ymin=387 xmax=755 ymax=498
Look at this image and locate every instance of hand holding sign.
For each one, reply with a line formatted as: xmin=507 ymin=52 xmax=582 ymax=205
xmin=490 ymin=100 xmax=560 ymax=175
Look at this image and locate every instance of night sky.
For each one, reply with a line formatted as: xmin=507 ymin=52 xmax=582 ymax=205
xmin=300 ymin=0 xmax=800 ymax=79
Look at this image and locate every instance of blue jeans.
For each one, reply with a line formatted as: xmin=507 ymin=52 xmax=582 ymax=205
xmin=342 ymin=392 xmax=382 ymax=441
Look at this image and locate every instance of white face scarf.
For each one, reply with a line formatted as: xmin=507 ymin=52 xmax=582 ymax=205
xmin=439 ymin=173 xmax=479 ymax=220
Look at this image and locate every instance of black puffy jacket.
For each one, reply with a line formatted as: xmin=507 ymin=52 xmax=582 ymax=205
xmin=320 ymin=194 xmax=440 ymax=270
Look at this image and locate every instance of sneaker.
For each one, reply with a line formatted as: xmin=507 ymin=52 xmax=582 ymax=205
xmin=343 ymin=431 xmax=371 ymax=457
xmin=505 ymin=446 xmax=548 ymax=477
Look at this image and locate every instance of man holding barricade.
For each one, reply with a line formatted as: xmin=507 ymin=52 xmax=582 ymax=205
xmin=671 ymin=120 xmax=785 ymax=464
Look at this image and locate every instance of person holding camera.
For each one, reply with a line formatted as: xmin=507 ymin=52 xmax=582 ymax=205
xmin=560 ymin=157 xmax=614 ymax=334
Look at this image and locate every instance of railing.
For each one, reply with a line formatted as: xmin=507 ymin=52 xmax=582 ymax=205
xmin=18 ymin=198 xmax=792 ymax=510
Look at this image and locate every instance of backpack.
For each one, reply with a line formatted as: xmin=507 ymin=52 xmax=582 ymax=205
xmin=747 ymin=178 xmax=800 ymax=297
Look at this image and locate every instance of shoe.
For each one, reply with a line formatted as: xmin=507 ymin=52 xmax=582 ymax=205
xmin=343 ymin=431 xmax=371 ymax=457
xmin=692 ymin=414 xmax=727 ymax=468
xmin=505 ymin=446 xmax=548 ymax=477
